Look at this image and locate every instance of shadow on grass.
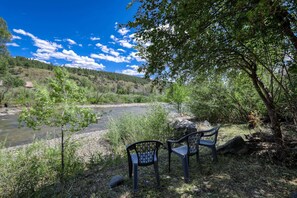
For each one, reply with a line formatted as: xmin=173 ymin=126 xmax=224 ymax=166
xmin=33 ymin=148 xmax=297 ymax=198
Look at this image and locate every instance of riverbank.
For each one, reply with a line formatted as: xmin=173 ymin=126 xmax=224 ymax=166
xmin=0 ymin=107 xmax=22 ymax=116
xmin=0 ymin=103 xmax=157 ymax=153
xmin=0 ymin=102 xmax=155 ymax=117
xmin=5 ymin=129 xmax=112 ymax=161
xmin=1 ymin=103 xmax=157 ymax=147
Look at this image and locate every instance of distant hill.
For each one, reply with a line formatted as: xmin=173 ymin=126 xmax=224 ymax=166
xmin=6 ymin=56 xmax=153 ymax=96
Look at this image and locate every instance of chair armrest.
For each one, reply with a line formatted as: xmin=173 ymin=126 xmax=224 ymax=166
xmin=167 ymin=131 xmax=202 ymax=145
xmin=199 ymin=126 xmax=220 ymax=137
xmin=126 ymin=143 xmax=134 ymax=151
xmin=167 ymin=139 xmax=180 ymax=144
xmin=126 ymin=141 xmax=138 ymax=152
xmin=201 ymin=130 xmax=217 ymax=137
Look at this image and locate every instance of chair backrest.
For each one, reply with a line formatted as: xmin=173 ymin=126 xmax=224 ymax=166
xmin=127 ymin=140 xmax=163 ymax=166
xmin=200 ymin=126 xmax=220 ymax=144
xmin=186 ymin=132 xmax=202 ymax=155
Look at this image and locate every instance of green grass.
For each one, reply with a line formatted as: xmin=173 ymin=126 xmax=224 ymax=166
xmin=0 ymin=139 xmax=84 ymax=197
xmin=106 ymin=104 xmax=170 ymax=154
xmin=1 ymin=124 xmax=296 ymax=197
xmin=34 ymin=124 xmax=297 ymax=197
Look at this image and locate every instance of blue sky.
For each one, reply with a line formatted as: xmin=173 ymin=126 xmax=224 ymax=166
xmin=1 ymin=0 xmax=145 ymax=76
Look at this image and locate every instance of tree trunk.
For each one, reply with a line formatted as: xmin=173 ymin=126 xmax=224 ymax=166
xmin=61 ymin=126 xmax=65 ymax=184
xmin=249 ymin=69 xmax=283 ymax=143
xmin=266 ymin=102 xmax=282 ymax=143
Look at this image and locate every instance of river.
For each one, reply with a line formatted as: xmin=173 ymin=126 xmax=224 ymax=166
xmin=0 ymin=104 xmax=152 ymax=147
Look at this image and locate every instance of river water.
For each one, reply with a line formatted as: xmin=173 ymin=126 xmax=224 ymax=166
xmin=0 ymin=105 xmax=150 ymax=147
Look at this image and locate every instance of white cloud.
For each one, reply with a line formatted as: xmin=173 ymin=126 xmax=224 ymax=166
xmin=31 ymin=58 xmax=51 ymax=64
xmin=78 ymin=44 xmax=83 ymax=47
xmin=110 ymin=50 xmax=120 ymax=57
xmin=13 ymin=29 xmax=63 ymax=53
xmin=128 ymin=52 xmax=145 ymax=62
xmin=6 ymin=43 xmax=19 ymax=47
xmin=129 ymin=33 xmax=135 ymax=39
xmin=119 ymin=40 xmax=133 ymax=48
xmin=96 ymin=42 xmax=121 ymax=57
xmin=118 ymin=27 xmax=130 ymax=36
xmin=13 ymin=29 xmax=32 ymax=36
xmin=117 ymin=49 xmax=126 ymax=53
xmin=14 ymin=29 xmax=104 ymax=70
xmin=120 ymin=65 xmax=144 ymax=76
xmin=91 ymin=53 xmax=129 ymax=63
xmin=114 ymin=22 xmax=119 ymax=30
xmin=34 ymin=49 xmax=105 ymax=70
xmin=66 ymin=38 xmax=76 ymax=45
xmin=54 ymin=38 xmax=62 ymax=42
xmin=90 ymin=36 xmax=100 ymax=41
xmin=110 ymin=34 xmax=134 ymax=49
xmin=110 ymin=35 xmax=118 ymax=42
xmin=96 ymin=43 xmax=110 ymax=53
xmin=12 ymin=35 xmax=21 ymax=40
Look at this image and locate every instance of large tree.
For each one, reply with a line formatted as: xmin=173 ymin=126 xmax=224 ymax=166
xmin=0 ymin=17 xmax=11 ymax=56
xmin=127 ymin=0 xmax=297 ymax=142
xmin=0 ymin=18 xmax=24 ymax=105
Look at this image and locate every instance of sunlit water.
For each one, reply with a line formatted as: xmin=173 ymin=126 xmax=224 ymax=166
xmin=0 ymin=105 xmax=150 ymax=147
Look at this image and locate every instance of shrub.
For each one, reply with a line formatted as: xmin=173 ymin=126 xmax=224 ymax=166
xmin=106 ymin=104 xmax=170 ymax=154
xmin=0 ymin=139 xmax=83 ymax=197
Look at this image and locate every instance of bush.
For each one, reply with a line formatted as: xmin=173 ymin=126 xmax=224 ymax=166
xmin=0 ymin=139 xmax=83 ymax=197
xmin=87 ymin=93 xmax=157 ymax=104
xmin=106 ymin=104 xmax=170 ymax=154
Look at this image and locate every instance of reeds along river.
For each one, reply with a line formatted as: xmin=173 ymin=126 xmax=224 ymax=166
xmin=0 ymin=105 xmax=150 ymax=147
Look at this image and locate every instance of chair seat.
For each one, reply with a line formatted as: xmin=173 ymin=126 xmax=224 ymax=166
xmin=199 ymin=139 xmax=215 ymax=146
xmin=172 ymin=145 xmax=188 ymax=156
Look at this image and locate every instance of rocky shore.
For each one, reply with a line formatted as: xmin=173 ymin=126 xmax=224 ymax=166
xmin=1 ymin=103 xmax=155 ymax=158
xmin=0 ymin=107 xmax=22 ymax=116
xmin=0 ymin=103 xmax=153 ymax=117
xmin=5 ymin=129 xmax=112 ymax=161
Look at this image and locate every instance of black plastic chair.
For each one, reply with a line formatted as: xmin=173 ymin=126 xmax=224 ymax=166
xmin=199 ymin=126 xmax=220 ymax=162
xmin=167 ymin=132 xmax=202 ymax=183
xmin=126 ymin=140 xmax=163 ymax=192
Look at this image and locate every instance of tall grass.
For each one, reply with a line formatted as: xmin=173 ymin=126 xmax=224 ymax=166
xmin=106 ymin=104 xmax=170 ymax=154
xmin=0 ymin=139 xmax=83 ymax=197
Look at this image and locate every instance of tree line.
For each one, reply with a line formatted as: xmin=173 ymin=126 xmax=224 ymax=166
xmin=127 ymin=0 xmax=297 ymax=142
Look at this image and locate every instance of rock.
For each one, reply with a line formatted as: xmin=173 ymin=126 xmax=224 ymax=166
xmin=170 ymin=118 xmax=197 ymax=138
xmin=203 ymin=120 xmax=211 ymax=127
xmin=217 ymin=136 xmax=249 ymax=155
xmin=109 ymin=175 xmax=124 ymax=188
xmin=196 ymin=120 xmax=212 ymax=130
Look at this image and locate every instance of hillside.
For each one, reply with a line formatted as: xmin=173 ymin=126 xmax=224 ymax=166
xmin=2 ymin=56 xmax=161 ymax=106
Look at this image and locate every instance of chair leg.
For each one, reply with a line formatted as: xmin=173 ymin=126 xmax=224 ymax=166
xmin=188 ymin=155 xmax=190 ymax=166
xmin=168 ymin=151 xmax=171 ymax=172
xmin=133 ymin=163 xmax=138 ymax=192
xmin=182 ymin=156 xmax=189 ymax=183
xmin=211 ymin=146 xmax=218 ymax=162
xmin=128 ymin=159 xmax=132 ymax=178
xmin=154 ymin=162 xmax=160 ymax=187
